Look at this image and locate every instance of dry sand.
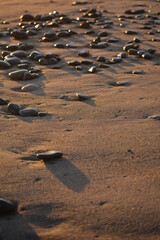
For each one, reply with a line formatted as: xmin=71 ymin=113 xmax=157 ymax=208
xmin=0 ymin=0 xmax=160 ymax=239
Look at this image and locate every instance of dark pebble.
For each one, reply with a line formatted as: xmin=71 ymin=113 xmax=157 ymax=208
xmin=8 ymin=103 xmax=21 ymax=115
xmin=0 ymin=98 xmax=8 ymax=105
xmin=19 ymin=108 xmax=38 ymax=117
xmin=20 ymin=14 xmax=34 ymax=22
xmin=0 ymin=60 xmax=11 ymax=69
xmin=11 ymin=30 xmax=28 ymax=40
xmin=36 ymin=151 xmax=63 ymax=160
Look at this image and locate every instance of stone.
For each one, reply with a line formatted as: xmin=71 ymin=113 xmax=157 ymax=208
xmin=20 ymin=14 xmax=34 ymax=21
xmin=6 ymin=44 xmax=18 ymax=51
xmin=54 ymin=43 xmax=65 ymax=48
xmin=11 ymin=50 xmax=27 ymax=58
xmin=116 ymin=81 xmax=128 ymax=86
xmin=107 ymin=37 xmax=119 ymax=43
xmin=81 ymin=60 xmax=93 ymax=65
xmin=21 ymin=84 xmax=40 ymax=92
xmin=99 ymin=63 xmax=109 ymax=68
xmin=148 ymin=115 xmax=160 ymax=120
xmin=29 ymin=51 xmax=43 ymax=60
xmin=88 ymin=66 xmax=96 ymax=73
xmin=132 ymin=70 xmax=143 ymax=74
xmin=0 ymin=98 xmax=8 ymax=105
xmin=36 ymin=151 xmax=63 ymax=160
xmin=19 ymin=108 xmax=38 ymax=117
xmin=0 ymin=198 xmax=17 ymax=214
xmin=75 ymin=65 xmax=83 ymax=71
xmin=5 ymin=56 xmax=21 ymax=65
xmin=76 ymin=92 xmax=90 ymax=101
xmin=78 ymin=49 xmax=89 ymax=57
xmin=0 ymin=60 xmax=11 ymax=69
xmin=128 ymin=49 xmax=138 ymax=55
xmin=80 ymin=22 xmax=91 ymax=29
xmin=17 ymin=63 xmax=28 ymax=69
xmin=9 ymin=70 xmax=28 ymax=80
xmin=8 ymin=103 xmax=21 ymax=115
xmin=117 ymin=52 xmax=127 ymax=58
xmin=125 ymin=30 xmax=137 ymax=35
xmin=111 ymin=56 xmax=122 ymax=63
xmin=97 ymin=56 xmax=106 ymax=62
xmin=38 ymin=112 xmax=48 ymax=117
xmin=142 ymin=52 xmax=152 ymax=59
xmin=98 ymin=31 xmax=108 ymax=37
xmin=68 ymin=60 xmax=81 ymax=66
xmin=123 ymin=43 xmax=139 ymax=51
xmin=11 ymin=30 xmax=28 ymax=40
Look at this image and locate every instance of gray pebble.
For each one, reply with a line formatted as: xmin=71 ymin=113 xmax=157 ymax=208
xmin=19 ymin=108 xmax=38 ymax=117
xmin=88 ymin=66 xmax=96 ymax=73
xmin=21 ymin=84 xmax=40 ymax=92
xmin=36 ymin=151 xmax=63 ymax=160
xmin=0 ymin=60 xmax=11 ymax=69
xmin=8 ymin=103 xmax=21 ymax=115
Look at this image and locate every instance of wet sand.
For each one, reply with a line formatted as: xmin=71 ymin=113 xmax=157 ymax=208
xmin=0 ymin=0 xmax=160 ymax=239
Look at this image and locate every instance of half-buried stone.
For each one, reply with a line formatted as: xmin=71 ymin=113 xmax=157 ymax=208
xmin=19 ymin=108 xmax=38 ymax=117
xmin=0 ymin=198 xmax=18 ymax=215
xmin=10 ymin=50 xmax=27 ymax=58
xmin=148 ymin=115 xmax=160 ymax=120
xmin=10 ymin=30 xmax=28 ymax=40
xmin=76 ymin=92 xmax=90 ymax=101
xmin=8 ymin=103 xmax=21 ymax=115
xmin=0 ymin=98 xmax=8 ymax=105
xmin=9 ymin=69 xmax=39 ymax=80
xmin=5 ymin=56 xmax=21 ymax=66
xmin=21 ymin=84 xmax=40 ymax=92
xmin=36 ymin=151 xmax=63 ymax=160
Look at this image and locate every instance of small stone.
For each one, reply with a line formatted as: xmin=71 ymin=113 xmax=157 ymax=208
xmin=36 ymin=151 xmax=63 ymax=160
xmin=68 ymin=60 xmax=81 ymax=66
xmin=10 ymin=50 xmax=27 ymax=58
xmin=8 ymin=103 xmax=21 ymax=115
xmin=0 ymin=198 xmax=17 ymax=214
xmin=81 ymin=60 xmax=93 ymax=65
xmin=107 ymin=37 xmax=119 ymax=43
xmin=76 ymin=92 xmax=90 ymax=101
xmin=132 ymin=70 xmax=143 ymax=74
xmin=111 ymin=57 xmax=122 ymax=63
xmin=128 ymin=49 xmax=138 ymax=55
xmin=9 ymin=69 xmax=28 ymax=80
xmin=133 ymin=37 xmax=141 ymax=43
xmin=38 ymin=112 xmax=48 ymax=117
xmin=17 ymin=63 xmax=28 ymax=69
xmin=99 ymin=63 xmax=109 ymax=68
xmin=125 ymin=30 xmax=137 ymax=35
xmin=0 ymin=60 xmax=11 ymax=69
xmin=116 ymin=81 xmax=128 ymax=86
xmin=78 ymin=49 xmax=89 ymax=57
xmin=19 ymin=108 xmax=38 ymax=117
xmin=123 ymin=43 xmax=139 ymax=51
xmin=97 ymin=56 xmax=106 ymax=62
xmin=54 ymin=43 xmax=65 ymax=48
xmin=98 ymin=31 xmax=108 ymax=37
xmin=11 ymin=30 xmax=28 ymax=40
xmin=117 ymin=52 xmax=127 ymax=58
xmin=75 ymin=65 xmax=83 ymax=71
xmin=21 ymin=84 xmax=40 ymax=92
xmin=5 ymin=56 xmax=21 ymax=65
xmin=80 ymin=22 xmax=91 ymax=29
xmin=148 ymin=115 xmax=160 ymax=120
xmin=142 ymin=52 xmax=152 ymax=59
xmin=88 ymin=66 xmax=96 ymax=73
xmin=0 ymin=98 xmax=8 ymax=105
xmin=20 ymin=14 xmax=34 ymax=21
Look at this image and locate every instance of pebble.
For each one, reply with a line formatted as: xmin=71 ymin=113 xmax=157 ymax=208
xmin=123 ymin=43 xmax=139 ymax=51
xmin=68 ymin=60 xmax=81 ymax=66
xmin=107 ymin=37 xmax=119 ymax=43
xmin=0 ymin=98 xmax=8 ymax=105
xmin=99 ymin=63 xmax=109 ymax=68
xmin=80 ymin=22 xmax=91 ymax=29
xmin=11 ymin=30 xmax=28 ymax=40
xmin=20 ymin=14 xmax=34 ymax=21
xmin=21 ymin=84 xmax=40 ymax=92
xmin=132 ymin=70 xmax=143 ymax=74
xmin=0 ymin=198 xmax=17 ymax=214
xmin=5 ymin=56 xmax=21 ymax=65
xmin=78 ymin=49 xmax=89 ymax=57
xmin=142 ymin=52 xmax=152 ymax=60
xmin=128 ymin=49 xmax=138 ymax=55
xmin=125 ymin=30 xmax=137 ymax=35
xmin=81 ymin=60 xmax=93 ymax=65
xmin=111 ymin=56 xmax=122 ymax=63
xmin=76 ymin=92 xmax=90 ymax=101
xmin=19 ymin=108 xmax=38 ymax=117
xmin=9 ymin=70 xmax=39 ymax=80
xmin=17 ymin=63 xmax=28 ymax=69
xmin=0 ymin=60 xmax=11 ymax=69
xmin=38 ymin=112 xmax=48 ymax=117
xmin=8 ymin=103 xmax=21 ymax=115
xmin=97 ymin=56 xmax=106 ymax=62
xmin=36 ymin=151 xmax=63 ymax=160
xmin=10 ymin=50 xmax=27 ymax=58
xmin=148 ymin=115 xmax=160 ymax=120
xmin=117 ymin=52 xmax=127 ymax=58
xmin=88 ymin=66 xmax=97 ymax=73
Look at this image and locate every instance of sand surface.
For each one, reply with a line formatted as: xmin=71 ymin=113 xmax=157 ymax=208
xmin=0 ymin=0 xmax=160 ymax=239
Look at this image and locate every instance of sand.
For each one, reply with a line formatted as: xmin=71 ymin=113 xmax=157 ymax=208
xmin=0 ymin=0 xmax=160 ymax=239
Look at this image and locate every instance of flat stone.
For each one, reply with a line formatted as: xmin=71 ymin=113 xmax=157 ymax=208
xmin=76 ymin=92 xmax=90 ymax=101
xmin=112 ymin=56 xmax=122 ymax=63
xmin=107 ymin=37 xmax=119 ymax=43
xmin=97 ymin=56 xmax=106 ymax=62
xmin=132 ymin=70 xmax=143 ymax=74
xmin=117 ymin=52 xmax=127 ymax=58
xmin=68 ymin=60 xmax=81 ymax=66
xmin=36 ymin=151 xmax=63 ymax=160
xmin=148 ymin=115 xmax=160 ymax=120
xmin=125 ymin=30 xmax=138 ymax=35
xmin=8 ymin=103 xmax=21 ymax=115
xmin=20 ymin=14 xmax=34 ymax=21
xmin=0 ymin=198 xmax=17 ymax=214
xmin=128 ymin=49 xmax=138 ymax=55
xmin=21 ymin=84 xmax=40 ymax=92
xmin=5 ymin=56 xmax=21 ymax=65
xmin=0 ymin=98 xmax=8 ymax=105
xmin=38 ymin=112 xmax=48 ymax=117
xmin=99 ymin=63 xmax=109 ymax=68
xmin=142 ymin=52 xmax=152 ymax=59
xmin=19 ymin=108 xmax=38 ymax=117
xmin=9 ymin=69 xmax=28 ymax=80
xmin=0 ymin=60 xmax=11 ymax=69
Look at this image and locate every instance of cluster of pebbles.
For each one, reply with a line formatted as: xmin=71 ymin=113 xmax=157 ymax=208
xmin=0 ymin=1 xmax=160 ymax=214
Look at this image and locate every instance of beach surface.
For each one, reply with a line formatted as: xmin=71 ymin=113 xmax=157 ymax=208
xmin=0 ymin=0 xmax=160 ymax=239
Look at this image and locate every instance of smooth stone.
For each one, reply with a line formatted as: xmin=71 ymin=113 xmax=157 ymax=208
xmin=68 ymin=60 xmax=81 ymax=66
xmin=137 ymin=50 xmax=147 ymax=56
xmin=117 ymin=52 xmax=127 ymax=58
xmin=66 ymin=43 xmax=77 ymax=48
xmin=98 ymin=31 xmax=108 ymax=37
xmin=8 ymin=103 xmax=21 ymax=115
xmin=11 ymin=50 xmax=27 ymax=58
xmin=20 ymin=14 xmax=34 ymax=21
xmin=29 ymin=67 xmax=42 ymax=73
xmin=54 ymin=43 xmax=65 ymax=48
xmin=107 ymin=37 xmax=119 ymax=43
xmin=19 ymin=108 xmax=38 ymax=117
xmin=36 ymin=151 xmax=63 ymax=160
xmin=78 ymin=49 xmax=89 ymax=57
xmin=9 ymin=70 xmax=28 ymax=80
xmin=112 ymin=57 xmax=122 ymax=63
xmin=148 ymin=115 xmax=160 ymax=120
xmin=97 ymin=42 xmax=108 ymax=48
xmin=2 ymin=51 xmax=10 ymax=58
xmin=75 ymin=65 xmax=83 ymax=71
xmin=116 ymin=81 xmax=128 ymax=86
xmin=142 ymin=52 xmax=152 ymax=59
xmin=88 ymin=66 xmax=96 ymax=73
xmin=29 ymin=51 xmax=43 ymax=60
xmin=76 ymin=92 xmax=90 ymax=101
xmin=23 ymin=72 xmax=39 ymax=80
xmin=0 ymin=198 xmax=17 ymax=214
xmin=0 ymin=60 xmax=11 ymax=69
xmin=5 ymin=56 xmax=21 ymax=65
xmin=6 ymin=44 xmax=18 ymax=51
xmin=99 ymin=63 xmax=109 ymax=68
xmin=125 ymin=30 xmax=137 ymax=34
xmin=123 ymin=43 xmax=139 ymax=51
xmin=38 ymin=112 xmax=48 ymax=117
xmin=125 ymin=9 xmax=145 ymax=14
xmin=17 ymin=63 xmax=28 ymax=69
xmin=132 ymin=70 xmax=143 ymax=74
xmin=11 ymin=30 xmax=28 ymax=40
xmin=133 ymin=37 xmax=141 ymax=43
xmin=0 ymin=98 xmax=8 ymax=105
xmin=21 ymin=84 xmax=40 ymax=92
xmin=128 ymin=49 xmax=138 ymax=55
xmin=80 ymin=22 xmax=91 ymax=29
xmin=81 ymin=60 xmax=93 ymax=65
